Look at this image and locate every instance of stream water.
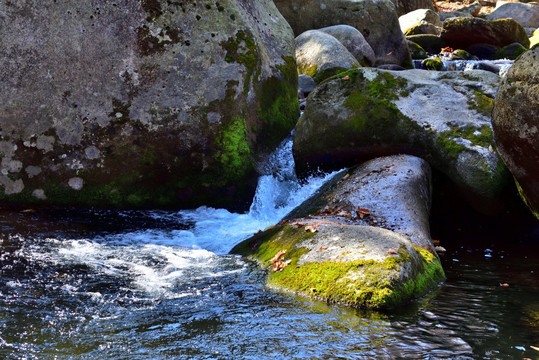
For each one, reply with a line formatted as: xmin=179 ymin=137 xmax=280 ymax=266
xmin=1 ymin=136 xmax=538 ymax=359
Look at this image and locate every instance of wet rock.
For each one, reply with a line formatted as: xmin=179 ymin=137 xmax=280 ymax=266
xmin=0 ymin=0 xmax=299 ymax=210
xmin=421 ymin=57 xmax=444 ymax=70
xmin=492 ymin=47 xmax=539 ymax=219
xmin=293 ymin=68 xmax=510 ymax=208
xmin=468 ymin=43 xmax=502 ymax=60
xmin=272 ymin=0 xmax=412 ymax=67
xmin=441 ymin=17 xmax=530 ymax=51
xmin=295 ymin=30 xmax=360 ymax=83
xmin=231 ymin=155 xmax=445 ymax=309
xmin=408 ymin=40 xmax=429 ymax=59
xmin=486 ymin=2 xmax=539 ymax=29
xmin=318 ymin=25 xmax=376 ymax=66
xmin=493 ymin=42 xmax=528 ymax=60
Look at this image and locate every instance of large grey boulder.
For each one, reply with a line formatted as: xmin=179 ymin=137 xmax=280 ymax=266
xmin=441 ymin=17 xmax=531 ymax=51
xmin=492 ymin=47 xmax=539 ymax=219
xmin=293 ymin=68 xmax=510 ymax=207
xmin=295 ymin=30 xmax=361 ymax=83
xmin=273 ymin=0 xmax=412 ymax=67
xmin=0 ymin=0 xmax=299 ymax=210
xmin=486 ymin=2 xmax=539 ymax=29
xmin=399 ymin=9 xmax=441 ymax=33
xmin=319 ymin=25 xmax=376 ymax=66
xmin=232 ymin=155 xmax=445 ymax=309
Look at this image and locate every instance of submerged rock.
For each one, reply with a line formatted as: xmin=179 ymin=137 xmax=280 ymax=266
xmin=272 ymin=0 xmax=412 ymax=67
xmin=293 ymin=68 xmax=510 ymax=208
xmin=492 ymin=47 xmax=539 ymax=219
xmin=0 ymin=0 xmax=299 ymax=210
xmin=231 ymin=155 xmax=445 ymax=309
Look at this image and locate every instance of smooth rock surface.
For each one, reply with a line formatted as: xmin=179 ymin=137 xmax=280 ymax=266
xmin=232 ymin=155 xmax=445 ymax=309
xmin=390 ymin=0 xmax=436 ymax=16
xmin=273 ymin=0 xmax=412 ymax=67
xmin=0 ymin=0 xmax=299 ymax=210
xmin=492 ymin=47 xmax=539 ymax=218
xmin=399 ymin=9 xmax=441 ymax=33
xmin=293 ymin=68 xmax=509 ymax=205
xmin=319 ymin=25 xmax=376 ymax=66
xmin=295 ymin=30 xmax=360 ymax=83
xmin=486 ymin=2 xmax=539 ymax=29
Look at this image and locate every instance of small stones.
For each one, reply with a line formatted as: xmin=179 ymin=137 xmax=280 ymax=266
xmin=68 ymin=177 xmax=84 ymax=190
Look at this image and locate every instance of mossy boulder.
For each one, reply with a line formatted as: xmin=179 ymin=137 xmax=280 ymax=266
xmin=408 ymin=41 xmax=429 ymax=59
xmin=231 ymin=155 xmax=445 ymax=309
xmin=421 ymin=57 xmax=444 ymax=70
xmin=272 ymin=0 xmax=412 ymax=67
xmin=0 ymin=0 xmax=299 ymax=210
xmin=441 ymin=17 xmax=530 ymax=51
xmin=493 ymin=42 xmax=528 ymax=60
xmin=293 ymin=68 xmax=510 ymax=210
xmin=406 ymin=34 xmax=447 ymax=54
xmin=295 ymin=30 xmax=361 ymax=84
xmin=404 ymin=23 xmax=441 ymax=36
xmin=492 ymin=47 xmax=539 ymax=219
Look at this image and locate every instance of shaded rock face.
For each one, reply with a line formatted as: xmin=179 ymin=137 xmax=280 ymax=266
xmin=0 ymin=0 xmax=299 ymax=210
xmin=293 ymin=68 xmax=509 ymax=206
xmin=272 ymin=0 xmax=412 ymax=67
xmin=492 ymin=48 xmax=539 ymax=219
xmin=441 ymin=17 xmax=530 ymax=51
xmin=486 ymin=2 xmax=539 ymax=29
xmin=231 ymin=155 xmax=445 ymax=309
xmin=295 ymin=30 xmax=360 ymax=83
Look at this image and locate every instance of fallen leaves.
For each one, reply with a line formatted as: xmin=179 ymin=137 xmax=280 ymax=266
xmin=387 ymin=248 xmax=398 ymax=255
xmin=356 ymin=208 xmax=370 ymax=219
xmin=341 ymin=75 xmax=350 ymax=80
xmin=271 ymin=250 xmax=291 ymax=272
xmin=499 ymin=283 xmax=510 ymax=287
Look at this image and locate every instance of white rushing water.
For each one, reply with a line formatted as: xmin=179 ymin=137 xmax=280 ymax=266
xmin=10 ymin=134 xmax=337 ymax=299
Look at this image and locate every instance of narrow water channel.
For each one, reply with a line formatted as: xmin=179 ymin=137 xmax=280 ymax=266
xmin=1 ymin=136 xmax=538 ymax=359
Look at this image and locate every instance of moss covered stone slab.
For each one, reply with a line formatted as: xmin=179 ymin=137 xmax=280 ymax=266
xmin=231 ymin=155 xmax=445 ymax=309
xmin=293 ymin=68 xmax=510 ymax=209
xmin=0 ymin=0 xmax=299 ymax=210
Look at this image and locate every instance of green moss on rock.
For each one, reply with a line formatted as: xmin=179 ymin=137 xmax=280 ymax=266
xmin=232 ymin=225 xmax=445 ymax=309
xmin=421 ymin=57 xmax=443 ymax=71
xmin=436 ymin=124 xmax=494 ymax=159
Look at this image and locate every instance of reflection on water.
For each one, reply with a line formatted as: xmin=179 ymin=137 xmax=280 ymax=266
xmin=1 ymin=207 xmax=538 ymax=360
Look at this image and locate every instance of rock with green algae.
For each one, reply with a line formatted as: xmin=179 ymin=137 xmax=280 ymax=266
xmin=408 ymin=41 xmax=428 ymax=59
xmin=295 ymin=30 xmax=361 ymax=84
xmin=0 ymin=0 xmax=299 ymax=210
xmin=492 ymin=47 xmax=539 ymax=219
xmin=293 ymin=68 xmax=511 ymax=212
xmin=231 ymin=155 xmax=445 ymax=309
xmin=421 ymin=57 xmax=444 ymax=70
xmin=441 ymin=17 xmax=530 ymax=51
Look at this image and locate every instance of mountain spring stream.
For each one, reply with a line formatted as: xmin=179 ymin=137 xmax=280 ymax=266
xmin=1 ymin=135 xmax=538 ymax=359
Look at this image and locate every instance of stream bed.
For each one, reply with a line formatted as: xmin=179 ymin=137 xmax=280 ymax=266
xmin=1 ymin=136 xmax=538 ymax=359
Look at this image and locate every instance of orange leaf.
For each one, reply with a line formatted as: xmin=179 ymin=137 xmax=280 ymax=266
xmin=500 ymin=283 xmax=510 ymax=287
xmin=342 ymin=75 xmax=350 ymax=80
xmin=356 ymin=208 xmax=370 ymax=219
xmin=270 ymin=250 xmax=287 ymax=264
xmin=387 ymin=248 xmax=398 ymax=255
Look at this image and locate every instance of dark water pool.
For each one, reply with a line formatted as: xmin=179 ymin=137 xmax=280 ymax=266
xmin=0 ymin=203 xmax=537 ymax=360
